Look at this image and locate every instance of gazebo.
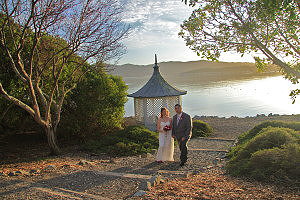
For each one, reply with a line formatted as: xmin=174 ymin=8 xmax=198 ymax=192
xmin=128 ymin=55 xmax=187 ymax=130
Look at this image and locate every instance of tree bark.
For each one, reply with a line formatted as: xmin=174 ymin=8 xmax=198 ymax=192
xmin=45 ymin=126 xmax=61 ymax=155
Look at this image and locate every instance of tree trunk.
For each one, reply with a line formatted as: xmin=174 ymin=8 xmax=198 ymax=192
xmin=45 ymin=126 xmax=61 ymax=155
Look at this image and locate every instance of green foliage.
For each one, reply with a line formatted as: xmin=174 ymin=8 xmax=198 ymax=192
xmin=227 ymin=122 xmax=300 ymax=184
xmin=238 ymin=121 xmax=300 ymax=145
xmin=0 ymin=15 xmax=33 ymax=131
xmin=192 ymin=120 xmax=213 ymax=138
xmin=0 ymin=15 xmax=85 ymax=133
xmin=249 ymin=143 xmax=300 ymax=181
xmin=232 ymin=127 xmax=298 ymax=160
xmin=83 ymin=126 xmax=159 ymax=156
xmin=59 ymin=71 xmax=127 ymax=138
xmin=180 ymin=0 xmax=300 ymax=100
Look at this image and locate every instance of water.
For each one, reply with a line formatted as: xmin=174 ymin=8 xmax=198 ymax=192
xmin=125 ymin=76 xmax=300 ymax=117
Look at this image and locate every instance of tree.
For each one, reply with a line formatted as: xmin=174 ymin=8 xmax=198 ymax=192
xmin=60 ymin=70 xmax=128 ymax=138
xmin=0 ymin=0 xmax=129 ymax=155
xmin=180 ymin=0 xmax=300 ymax=101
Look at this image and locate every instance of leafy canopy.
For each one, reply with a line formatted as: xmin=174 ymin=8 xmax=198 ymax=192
xmin=180 ymin=0 xmax=300 ymax=101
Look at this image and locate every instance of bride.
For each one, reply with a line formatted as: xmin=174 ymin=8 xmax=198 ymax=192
xmin=156 ymin=107 xmax=174 ymax=162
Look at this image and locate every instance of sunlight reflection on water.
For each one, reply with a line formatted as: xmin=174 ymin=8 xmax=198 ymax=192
xmin=125 ymin=76 xmax=300 ymax=117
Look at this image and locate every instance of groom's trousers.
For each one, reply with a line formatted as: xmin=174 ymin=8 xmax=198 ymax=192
xmin=178 ymin=138 xmax=188 ymax=163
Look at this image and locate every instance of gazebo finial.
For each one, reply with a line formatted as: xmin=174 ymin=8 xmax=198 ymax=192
xmin=154 ymin=54 xmax=158 ymax=69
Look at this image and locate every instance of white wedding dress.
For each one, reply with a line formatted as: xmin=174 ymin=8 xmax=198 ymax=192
xmin=156 ymin=121 xmax=174 ymax=161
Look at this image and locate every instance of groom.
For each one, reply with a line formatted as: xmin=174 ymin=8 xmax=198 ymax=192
xmin=172 ymin=104 xmax=192 ymax=167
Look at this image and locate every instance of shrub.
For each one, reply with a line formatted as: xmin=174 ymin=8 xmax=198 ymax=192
xmin=249 ymin=143 xmax=300 ymax=181
xmin=238 ymin=127 xmax=298 ymax=159
xmin=192 ymin=120 xmax=213 ymax=138
xmin=238 ymin=121 xmax=300 ymax=145
xmin=83 ymin=126 xmax=159 ymax=156
xmin=226 ymin=125 xmax=300 ymax=185
xmin=59 ymin=71 xmax=128 ymax=138
xmin=228 ymin=121 xmax=300 ymax=158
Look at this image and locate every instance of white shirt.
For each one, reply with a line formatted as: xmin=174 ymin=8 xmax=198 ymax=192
xmin=177 ymin=112 xmax=183 ymax=125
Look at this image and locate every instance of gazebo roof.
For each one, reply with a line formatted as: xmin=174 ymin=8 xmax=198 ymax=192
xmin=128 ymin=55 xmax=187 ymax=98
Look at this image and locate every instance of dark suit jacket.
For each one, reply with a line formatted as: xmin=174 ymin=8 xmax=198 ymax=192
xmin=172 ymin=112 xmax=192 ymax=140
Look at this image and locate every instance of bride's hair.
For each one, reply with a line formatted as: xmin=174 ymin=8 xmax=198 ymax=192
xmin=160 ymin=107 xmax=170 ymax=118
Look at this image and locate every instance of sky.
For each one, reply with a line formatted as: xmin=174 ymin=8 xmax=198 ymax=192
xmin=119 ymin=0 xmax=255 ymax=65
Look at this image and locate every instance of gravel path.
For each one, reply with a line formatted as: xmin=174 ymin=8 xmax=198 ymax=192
xmin=0 ymin=138 xmax=234 ymax=199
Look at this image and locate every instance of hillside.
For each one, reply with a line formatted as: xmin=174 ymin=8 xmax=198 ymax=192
xmin=109 ymin=60 xmax=281 ymax=87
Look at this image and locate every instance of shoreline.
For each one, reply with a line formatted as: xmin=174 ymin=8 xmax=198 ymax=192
xmin=126 ymin=113 xmax=299 ymax=120
xmin=111 ymin=60 xmax=281 ymax=88
xmin=125 ymin=114 xmax=300 ymax=139
xmin=194 ymin=113 xmax=299 ymax=119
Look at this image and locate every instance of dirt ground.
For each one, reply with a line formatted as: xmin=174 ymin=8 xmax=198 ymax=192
xmin=0 ymin=114 xmax=299 ymax=199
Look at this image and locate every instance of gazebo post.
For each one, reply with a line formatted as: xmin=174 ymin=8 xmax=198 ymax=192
xmin=128 ymin=55 xmax=187 ymax=131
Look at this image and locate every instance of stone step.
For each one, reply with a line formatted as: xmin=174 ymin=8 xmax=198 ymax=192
xmin=92 ymin=170 xmax=153 ymax=180
xmin=0 ymin=179 xmax=32 ymax=193
xmin=33 ymin=186 xmax=110 ymax=200
xmin=189 ymin=148 xmax=229 ymax=153
xmin=196 ymin=137 xmax=235 ymax=142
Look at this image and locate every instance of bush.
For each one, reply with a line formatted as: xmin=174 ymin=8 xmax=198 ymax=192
xmin=59 ymin=71 xmax=128 ymax=138
xmin=226 ymin=125 xmax=300 ymax=185
xmin=228 ymin=121 xmax=300 ymax=158
xmin=249 ymin=143 xmax=300 ymax=181
xmin=237 ymin=127 xmax=298 ymax=159
xmin=83 ymin=126 xmax=159 ymax=156
xmin=238 ymin=121 xmax=300 ymax=145
xmin=192 ymin=120 xmax=213 ymax=138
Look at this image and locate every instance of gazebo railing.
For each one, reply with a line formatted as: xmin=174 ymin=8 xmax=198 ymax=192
xmin=134 ymin=96 xmax=182 ymax=131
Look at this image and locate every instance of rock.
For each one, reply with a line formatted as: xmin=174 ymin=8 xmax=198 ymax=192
xmin=78 ymin=160 xmax=93 ymax=165
xmin=212 ymin=159 xmax=218 ymax=165
xmin=159 ymin=179 xmax=165 ymax=183
xmin=192 ymin=170 xmax=202 ymax=175
xmin=78 ymin=160 xmax=86 ymax=165
xmin=62 ymin=164 xmax=70 ymax=168
xmin=29 ymin=169 xmax=38 ymax=174
xmin=109 ymin=158 xmax=118 ymax=164
xmin=45 ymin=165 xmax=56 ymax=170
xmin=133 ymin=190 xmax=147 ymax=197
xmin=21 ymin=171 xmax=30 ymax=176
xmin=8 ymin=172 xmax=16 ymax=176
xmin=185 ymin=172 xmax=193 ymax=178
xmin=146 ymin=181 xmax=152 ymax=191
xmin=14 ymin=170 xmax=22 ymax=175
xmin=141 ymin=154 xmax=147 ymax=158
xmin=151 ymin=149 xmax=157 ymax=155
xmin=141 ymin=153 xmax=152 ymax=158
xmin=149 ymin=175 xmax=162 ymax=187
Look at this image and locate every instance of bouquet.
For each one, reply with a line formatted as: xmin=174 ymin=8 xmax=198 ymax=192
xmin=163 ymin=125 xmax=171 ymax=131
